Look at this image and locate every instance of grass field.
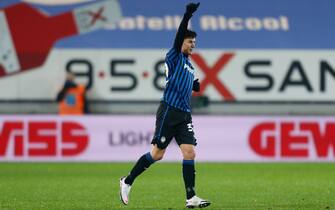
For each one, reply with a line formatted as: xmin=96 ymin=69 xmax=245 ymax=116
xmin=0 ymin=162 xmax=334 ymax=210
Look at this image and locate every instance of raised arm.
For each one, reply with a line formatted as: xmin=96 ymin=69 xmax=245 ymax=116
xmin=173 ymin=3 xmax=200 ymax=51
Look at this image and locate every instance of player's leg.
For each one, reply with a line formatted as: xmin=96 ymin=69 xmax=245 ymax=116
xmin=126 ymin=144 xmax=165 ymax=185
xmin=120 ymin=102 xmax=173 ymax=205
xmin=176 ymin=113 xmax=210 ymax=208
xmin=180 ymin=144 xmax=210 ymax=208
xmin=180 ymin=143 xmax=196 ymax=199
xmin=120 ymin=145 xmax=165 ymax=205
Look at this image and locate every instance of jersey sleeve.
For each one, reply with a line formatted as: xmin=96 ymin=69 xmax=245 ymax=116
xmin=166 ymin=48 xmax=181 ymax=66
xmin=165 ymin=48 xmax=181 ymax=77
xmin=173 ymin=13 xmax=192 ymax=52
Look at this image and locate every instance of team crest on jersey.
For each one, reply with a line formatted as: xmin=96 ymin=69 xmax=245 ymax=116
xmin=184 ymin=63 xmax=194 ymax=74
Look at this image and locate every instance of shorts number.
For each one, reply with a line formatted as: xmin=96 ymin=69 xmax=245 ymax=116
xmin=187 ymin=123 xmax=193 ymax=132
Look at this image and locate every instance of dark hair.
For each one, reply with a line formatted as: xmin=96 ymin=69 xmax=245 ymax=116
xmin=185 ymin=29 xmax=197 ymax=39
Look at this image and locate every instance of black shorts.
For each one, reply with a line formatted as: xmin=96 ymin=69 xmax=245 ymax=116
xmin=151 ymin=101 xmax=197 ymax=149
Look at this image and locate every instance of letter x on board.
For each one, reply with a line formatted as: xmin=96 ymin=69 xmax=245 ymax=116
xmin=86 ymin=7 xmax=107 ymax=26
xmin=191 ymin=53 xmax=236 ymax=101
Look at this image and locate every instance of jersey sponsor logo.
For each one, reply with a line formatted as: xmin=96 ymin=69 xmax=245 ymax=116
xmin=184 ymin=63 xmax=194 ymax=75
xmin=249 ymin=121 xmax=335 ymax=158
xmin=0 ymin=120 xmax=89 ymax=157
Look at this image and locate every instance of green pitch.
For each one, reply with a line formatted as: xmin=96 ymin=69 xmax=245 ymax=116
xmin=0 ymin=162 xmax=334 ymax=210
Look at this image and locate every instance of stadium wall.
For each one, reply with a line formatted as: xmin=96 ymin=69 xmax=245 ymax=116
xmin=1 ymin=115 xmax=334 ymax=162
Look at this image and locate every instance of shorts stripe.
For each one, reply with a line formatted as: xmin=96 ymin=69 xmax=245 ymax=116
xmin=156 ymin=105 xmax=169 ymax=139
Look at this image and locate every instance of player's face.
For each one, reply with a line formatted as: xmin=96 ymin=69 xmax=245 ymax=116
xmin=182 ymin=37 xmax=196 ymax=56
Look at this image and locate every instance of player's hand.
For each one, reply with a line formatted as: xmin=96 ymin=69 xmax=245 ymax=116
xmin=193 ymin=78 xmax=200 ymax=92
xmin=186 ymin=2 xmax=200 ymax=15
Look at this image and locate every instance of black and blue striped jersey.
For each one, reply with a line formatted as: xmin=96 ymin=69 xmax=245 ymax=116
xmin=160 ymin=9 xmax=195 ymax=112
xmin=162 ymin=48 xmax=195 ymax=112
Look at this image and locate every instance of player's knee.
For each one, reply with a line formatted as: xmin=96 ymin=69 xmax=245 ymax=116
xmin=151 ymin=147 xmax=165 ymax=161
xmin=152 ymin=153 xmax=164 ymax=161
xmin=183 ymin=149 xmax=196 ymax=160
xmin=180 ymin=144 xmax=196 ymax=159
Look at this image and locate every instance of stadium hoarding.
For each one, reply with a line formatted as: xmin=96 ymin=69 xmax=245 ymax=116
xmin=1 ymin=49 xmax=335 ymax=102
xmin=1 ymin=0 xmax=335 ymax=103
xmin=1 ymin=115 xmax=334 ymax=162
